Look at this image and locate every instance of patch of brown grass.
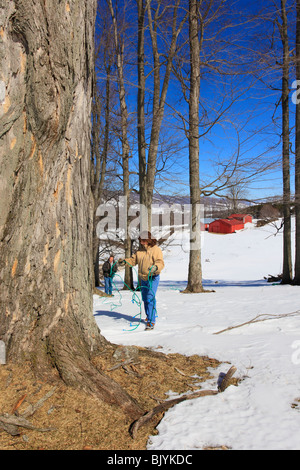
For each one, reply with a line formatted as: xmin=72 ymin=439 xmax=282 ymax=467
xmin=0 ymin=345 xmax=221 ymax=450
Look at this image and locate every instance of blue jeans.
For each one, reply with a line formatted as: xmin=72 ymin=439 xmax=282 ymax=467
xmin=140 ymin=275 xmax=160 ymax=324
xmin=104 ymin=277 xmax=113 ymax=295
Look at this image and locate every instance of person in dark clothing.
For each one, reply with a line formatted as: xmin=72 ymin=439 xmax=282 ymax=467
xmin=102 ymin=254 xmax=117 ymax=295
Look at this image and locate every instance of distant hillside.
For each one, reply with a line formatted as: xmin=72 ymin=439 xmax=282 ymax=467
xmin=101 ymin=189 xmax=250 ymax=218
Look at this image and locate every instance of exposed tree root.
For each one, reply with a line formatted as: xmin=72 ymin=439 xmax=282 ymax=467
xmin=181 ymin=288 xmax=215 ymax=294
xmin=129 ymin=365 xmax=237 ymax=438
xmin=48 ymin=344 xmax=144 ymax=421
xmin=75 ymin=360 xmax=144 ymax=420
xmin=129 ymin=389 xmax=218 ymax=439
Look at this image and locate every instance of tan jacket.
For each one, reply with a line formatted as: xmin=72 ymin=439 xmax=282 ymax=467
xmin=125 ymin=245 xmax=164 ymax=281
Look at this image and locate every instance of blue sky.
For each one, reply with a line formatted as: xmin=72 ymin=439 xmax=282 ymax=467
xmin=95 ymin=0 xmax=297 ymax=203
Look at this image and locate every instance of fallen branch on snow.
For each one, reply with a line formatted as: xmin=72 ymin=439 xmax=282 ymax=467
xmin=213 ymin=311 xmax=300 ymax=335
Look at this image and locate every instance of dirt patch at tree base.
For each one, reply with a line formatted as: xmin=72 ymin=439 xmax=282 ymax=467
xmin=0 ymin=344 xmax=230 ymax=450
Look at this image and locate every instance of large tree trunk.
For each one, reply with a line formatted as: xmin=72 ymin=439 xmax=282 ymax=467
xmin=183 ymin=0 xmax=204 ymax=293
xmin=0 ymin=0 xmax=142 ymax=420
xmin=280 ymin=0 xmax=292 ymax=284
xmin=137 ymin=0 xmax=151 ymax=233
xmin=294 ymin=0 xmax=300 ymax=284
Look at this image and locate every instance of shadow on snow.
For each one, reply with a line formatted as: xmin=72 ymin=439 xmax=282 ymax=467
xmin=94 ymin=309 xmax=144 ymax=325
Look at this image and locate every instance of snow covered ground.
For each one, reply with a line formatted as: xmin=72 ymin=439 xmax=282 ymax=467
xmin=94 ymin=220 xmax=300 ymax=450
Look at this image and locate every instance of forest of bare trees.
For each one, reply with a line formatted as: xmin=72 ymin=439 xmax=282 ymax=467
xmin=92 ymin=0 xmax=300 ymax=288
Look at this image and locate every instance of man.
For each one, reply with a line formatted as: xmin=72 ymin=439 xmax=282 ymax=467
xmin=102 ymin=254 xmax=117 ymax=296
xmin=119 ymin=231 xmax=164 ymax=330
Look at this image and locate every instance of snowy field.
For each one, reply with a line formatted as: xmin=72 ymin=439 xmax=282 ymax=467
xmin=94 ymin=220 xmax=300 ymax=451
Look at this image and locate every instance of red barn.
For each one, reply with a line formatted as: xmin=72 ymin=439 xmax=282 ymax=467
xmin=229 ymin=214 xmax=252 ymax=224
xmin=208 ymin=218 xmax=244 ymax=234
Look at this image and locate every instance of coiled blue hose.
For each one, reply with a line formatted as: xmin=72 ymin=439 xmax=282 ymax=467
xmin=101 ymin=260 xmax=158 ymax=331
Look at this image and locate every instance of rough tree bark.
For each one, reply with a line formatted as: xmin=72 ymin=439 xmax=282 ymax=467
xmin=183 ymin=0 xmax=204 ymax=293
xmin=0 ymin=0 xmax=142 ymax=420
xmin=137 ymin=0 xmax=148 ymax=231
xmin=279 ymin=0 xmax=292 ymax=283
xmin=294 ymin=0 xmax=300 ymax=284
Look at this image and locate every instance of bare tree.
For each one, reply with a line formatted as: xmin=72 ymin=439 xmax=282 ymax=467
xmin=277 ymin=0 xmax=293 ymax=283
xmin=107 ymin=0 xmax=134 ymax=289
xmin=92 ymin=8 xmax=115 ymax=286
xmin=137 ymin=0 xmax=188 ymax=230
xmin=182 ymin=0 xmax=204 ymax=293
xmin=172 ymin=0 xmax=260 ymax=291
xmin=294 ymin=0 xmax=300 ymax=284
xmin=225 ymin=179 xmax=249 ymax=213
xmin=250 ymin=0 xmax=294 ymax=282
